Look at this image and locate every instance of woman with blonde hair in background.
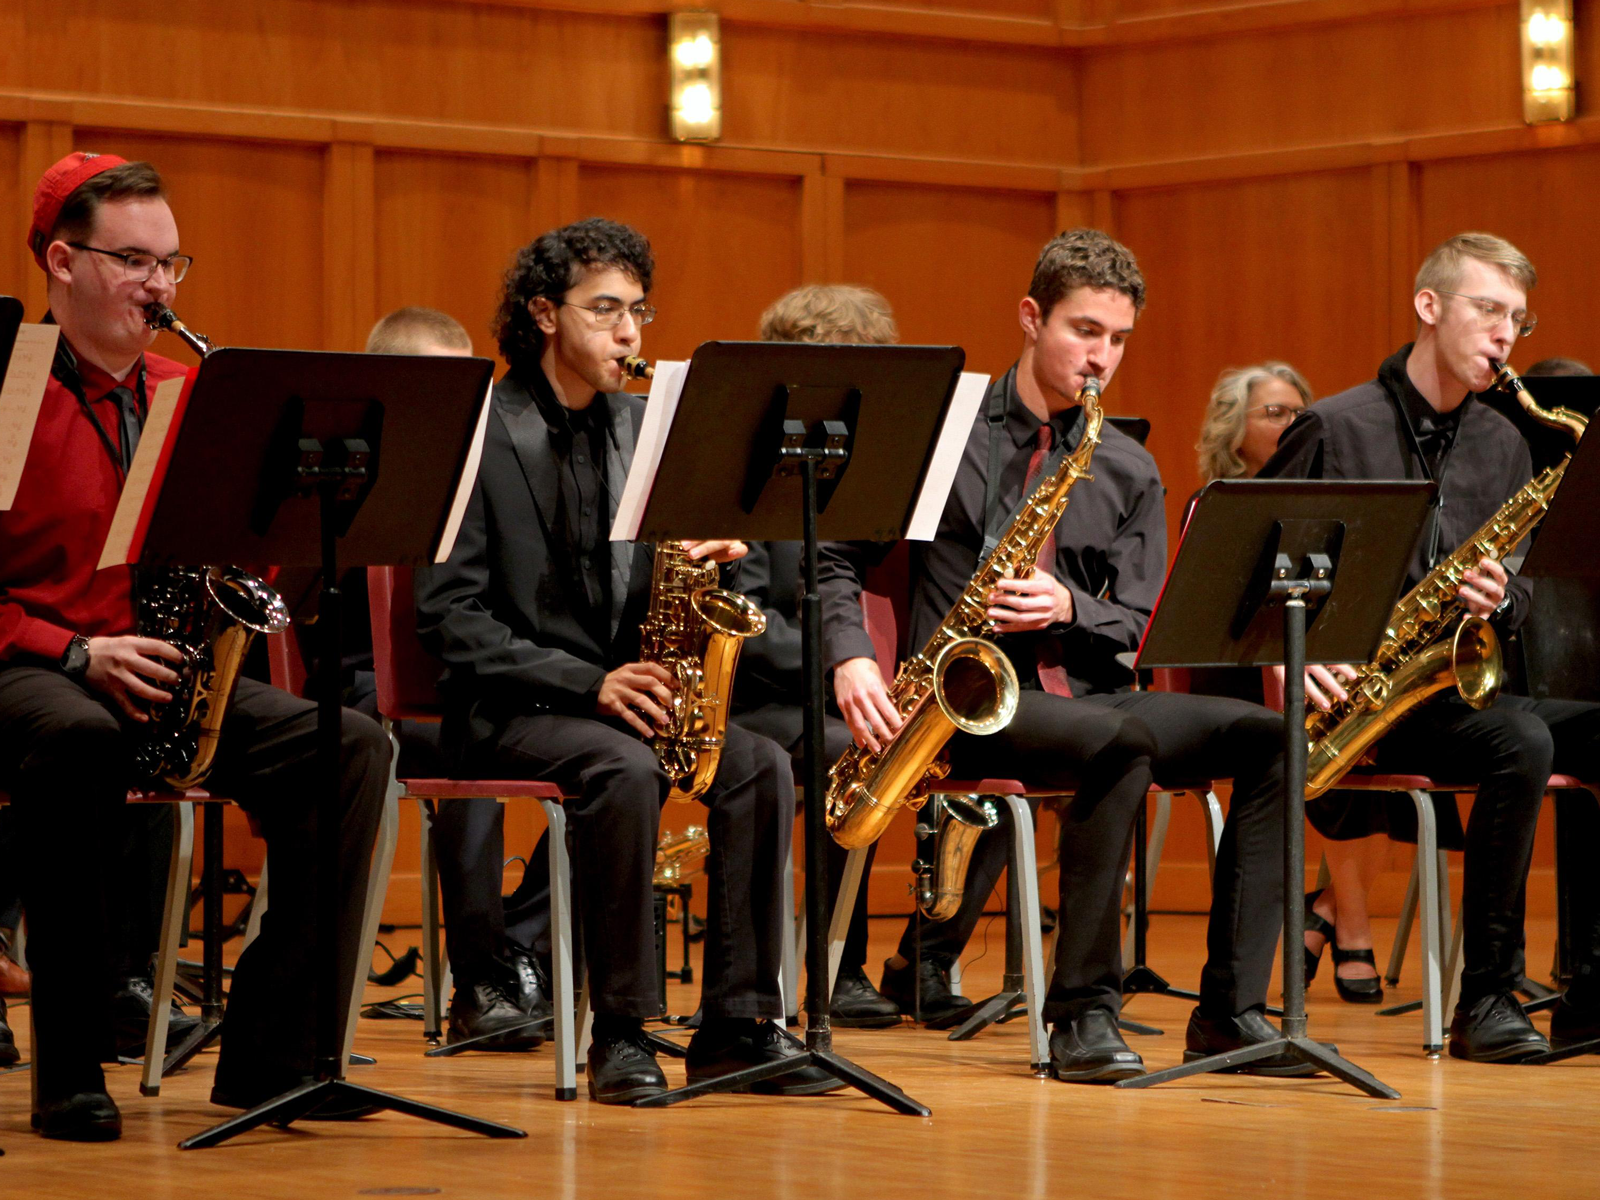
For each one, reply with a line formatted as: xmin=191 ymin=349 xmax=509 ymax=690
xmin=1196 ymin=361 xmax=1313 ymax=484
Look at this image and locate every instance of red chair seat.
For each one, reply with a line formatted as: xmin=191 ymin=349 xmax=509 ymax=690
xmin=398 ymin=777 xmax=569 ymax=801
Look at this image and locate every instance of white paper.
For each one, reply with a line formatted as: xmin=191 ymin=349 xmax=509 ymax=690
xmin=906 ymin=371 xmax=990 ymax=541
xmin=98 ymin=374 xmax=188 ymax=570
xmin=0 ymin=324 xmax=62 ymax=510
xmin=433 ymin=380 xmax=495 ymax=564
xmin=610 ymin=359 xmax=690 ymax=542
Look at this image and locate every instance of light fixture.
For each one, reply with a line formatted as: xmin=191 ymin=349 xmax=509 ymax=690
xmin=1521 ymin=0 xmax=1575 ymax=123
xmin=670 ymin=12 xmax=721 ymax=142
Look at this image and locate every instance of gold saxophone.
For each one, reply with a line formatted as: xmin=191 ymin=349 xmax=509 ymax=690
xmin=654 ymin=824 xmax=709 ymax=887
xmin=1304 ymin=361 xmax=1587 ymax=798
xmin=134 ymin=305 xmax=292 ymax=789
xmin=623 ymin=355 xmax=769 ymax=803
xmin=913 ymin=794 xmax=1000 ymax=921
xmin=825 ymin=377 xmax=1105 ymax=850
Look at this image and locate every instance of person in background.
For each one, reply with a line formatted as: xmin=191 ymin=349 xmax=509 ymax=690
xmin=1195 ymin=362 xmax=1313 ymax=484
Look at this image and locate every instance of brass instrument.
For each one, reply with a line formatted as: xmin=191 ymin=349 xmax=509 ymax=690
xmin=825 ymin=377 xmax=1106 ymax=850
xmin=135 ymin=305 xmax=291 ymax=789
xmin=654 ymin=824 xmax=710 ymax=887
xmin=913 ymin=794 xmax=1000 ymax=921
xmin=625 ymin=355 xmax=770 ymax=803
xmin=1304 ymin=361 xmax=1587 ymax=798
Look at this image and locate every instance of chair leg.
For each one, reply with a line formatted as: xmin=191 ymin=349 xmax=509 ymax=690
xmin=1444 ymin=900 xmax=1465 ymax=1018
xmin=142 ymin=800 xmax=196 ymax=1097
xmin=826 ymin=847 xmax=869 ymax=1004
xmin=780 ymin=841 xmax=798 ymax=1025
xmin=1386 ymin=852 xmax=1421 ymax=987
xmin=1200 ymin=790 xmax=1223 ymax=878
xmin=1001 ymin=794 xmax=1051 ymax=1074
xmin=11 ymin=915 xmax=25 ymax=971
xmin=242 ymin=860 xmax=267 ymax=950
xmin=543 ymin=799 xmax=578 ymax=1100
xmin=417 ymin=796 xmax=447 ymax=1041
xmin=1412 ymin=790 xmax=1444 ymax=1054
xmin=342 ymin=777 xmax=400 ymax=1067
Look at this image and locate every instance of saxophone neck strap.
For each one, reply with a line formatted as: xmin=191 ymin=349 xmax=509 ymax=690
xmin=980 ymin=375 xmax=1080 ymax=558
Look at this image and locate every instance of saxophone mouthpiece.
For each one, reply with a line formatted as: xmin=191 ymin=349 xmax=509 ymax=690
xmin=1080 ymin=376 xmax=1102 ymax=400
xmin=144 ymin=303 xmax=176 ymax=332
xmin=622 ymin=355 xmax=654 ymax=380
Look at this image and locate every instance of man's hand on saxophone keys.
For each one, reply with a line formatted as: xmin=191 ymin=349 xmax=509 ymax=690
xmin=1459 ymin=556 xmax=1508 ymax=619
xmin=834 ymin=656 xmax=903 ymax=753
xmin=86 ymin=635 xmax=185 ymax=722
xmin=1270 ymin=661 xmax=1360 ymax=712
xmin=681 ymin=539 xmax=748 ymax=564
xmin=986 ymin=568 xmax=1074 ymax=632
xmin=598 ymin=661 xmax=677 ymax=738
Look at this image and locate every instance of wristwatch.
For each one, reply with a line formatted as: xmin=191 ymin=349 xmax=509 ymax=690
xmin=1492 ymin=594 xmax=1513 ymax=621
xmin=59 ymin=633 xmax=91 ymax=682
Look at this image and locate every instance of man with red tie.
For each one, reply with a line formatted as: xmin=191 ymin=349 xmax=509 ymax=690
xmin=819 ymin=229 xmax=1291 ymax=1082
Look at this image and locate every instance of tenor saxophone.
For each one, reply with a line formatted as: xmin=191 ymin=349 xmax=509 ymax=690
xmin=825 ymin=377 xmax=1105 ymax=850
xmin=624 ymin=355 xmax=769 ymax=803
xmin=1304 ymin=361 xmax=1586 ymax=798
xmin=134 ymin=305 xmax=291 ymax=789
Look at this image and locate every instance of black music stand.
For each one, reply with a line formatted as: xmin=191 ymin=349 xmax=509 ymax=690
xmin=1507 ymin=423 xmax=1600 ymax=1064
xmin=623 ymin=340 xmax=973 ymax=1114
xmin=111 ymin=346 xmax=524 ymax=1148
xmin=1115 ymin=478 xmax=1433 ymax=1096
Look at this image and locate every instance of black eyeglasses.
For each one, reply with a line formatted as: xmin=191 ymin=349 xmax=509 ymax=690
xmin=68 ymin=242 xmax=193 ymax=284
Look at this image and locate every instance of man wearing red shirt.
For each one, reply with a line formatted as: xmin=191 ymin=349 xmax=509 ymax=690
xmin=0 ymin=153 xmax=388 ymax=1141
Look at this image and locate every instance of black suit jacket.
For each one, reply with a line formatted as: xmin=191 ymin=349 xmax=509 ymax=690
xmin=414 ymin=371 xmax=653 ymax=746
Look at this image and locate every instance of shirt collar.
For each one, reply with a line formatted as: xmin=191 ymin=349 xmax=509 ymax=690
xmin=52 ymin=331 xmax=143 ymax=403
xmin=1002 ymin=362 xmax=1083 ymax=451
xmin=1380 ymin=342 xmax=1468 ymax=435
xmin=523 ymin=365 xmax=614 ymax=442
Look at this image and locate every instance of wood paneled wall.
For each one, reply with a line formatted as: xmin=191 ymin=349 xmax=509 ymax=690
xmin=6 ymin=0 xmax=1597 ymax=917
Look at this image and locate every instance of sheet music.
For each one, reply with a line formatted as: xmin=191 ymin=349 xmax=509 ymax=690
xmin=0 ymin=323 xmax=62 ymax=510
xmin=433 ymin=379 xmax=494 ymax=563
xmin=97 ymin=373 xmax=188 ymax=570
xmin=610 ymin=359 xmax=690 ymax=542
xmin=905 ymin=371 xmax=989 ymax=541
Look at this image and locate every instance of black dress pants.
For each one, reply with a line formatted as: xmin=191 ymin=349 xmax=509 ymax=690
xmin=731 ymin=704 xmax=870 ymax=970
xmin=1370 ymin=693 xmax=1600 ymax=1005
xmin=0 ymin=669 xmax=387 ymax=1103
xmin=901 ymin=689 xmax=1286 ymax=1023
xmin=464 ymin=713 xmax=792 ymax=1020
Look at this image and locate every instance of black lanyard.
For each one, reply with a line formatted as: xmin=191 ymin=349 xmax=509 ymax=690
xmin=51 ymin=338 xmax=148 ymax=482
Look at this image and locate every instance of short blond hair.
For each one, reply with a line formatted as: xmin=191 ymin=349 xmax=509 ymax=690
xmin=758 ymin=285 xmax=897 ymax=345
xmin=1415 ymin=232 xmax=1536 ymax=298
xmin=366 ymin=306 xmax=473 ymax=355
xmin=1196 ymin=362 xmax=1314 ymax=483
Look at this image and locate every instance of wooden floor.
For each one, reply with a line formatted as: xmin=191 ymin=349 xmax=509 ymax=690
xmin=3 ymin=914 xmax=1597 ymax=1198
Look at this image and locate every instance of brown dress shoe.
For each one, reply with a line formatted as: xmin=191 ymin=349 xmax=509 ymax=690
xmin=0 ymin=954 xmax=29 ymax=998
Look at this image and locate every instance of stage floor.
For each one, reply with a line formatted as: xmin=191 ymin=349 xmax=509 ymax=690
xmin=2 ymin=913 xmax=1595 ymax=1198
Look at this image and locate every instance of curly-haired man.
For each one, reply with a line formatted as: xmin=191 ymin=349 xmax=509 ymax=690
xmin=415 ymin=219 xmax=839 ymax=1102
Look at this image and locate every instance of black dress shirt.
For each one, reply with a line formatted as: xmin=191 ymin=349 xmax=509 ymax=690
xmin=1258 ymin=343 xmax=1535 ymax=630
xmin=526 ymin=371 xmax=613 ymax=636
xmin=819 ymin=363 xmax=1167 ymax=697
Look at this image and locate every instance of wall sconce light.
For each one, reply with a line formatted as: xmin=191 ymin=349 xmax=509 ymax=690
xmin=670 ymin=12 xmax=721 ymax=142
xmin=1521 ymin=0 xmax=1575 ymax=123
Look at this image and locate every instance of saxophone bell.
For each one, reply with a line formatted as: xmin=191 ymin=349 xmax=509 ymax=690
xmin=914 ymin=794 xmax=1001 ymax=921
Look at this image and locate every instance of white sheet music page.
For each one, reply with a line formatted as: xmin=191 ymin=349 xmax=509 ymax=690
xmin=610 ymin=359 xmax=689 ymax=542
xmin=433 ymin=379 xmax=494 ymax=563
xmin=97 ymin=372 xmax=188 ymax=570
xmin=906 ymin=371 xmax=989 ymax=541
xmin=0 ymin=323 xmax=62 ymax=510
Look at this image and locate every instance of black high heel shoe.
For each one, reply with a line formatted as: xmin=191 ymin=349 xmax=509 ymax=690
xmin=1303 ymin=890 xmax=1333 ymax=986
xmin=1330 ymin=943 xmax=1384 ymax=1004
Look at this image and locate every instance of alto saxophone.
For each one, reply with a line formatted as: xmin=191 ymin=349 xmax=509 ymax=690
xmin=623 ymin=355 xmax=769 ymax=803
xmin=825 ymin=377 xmax=1105 ymax=850
xmin=1304 ymin=361 xmax=1587 ymax=798
xmin=135 ymin=305 xmax=291 ymax=789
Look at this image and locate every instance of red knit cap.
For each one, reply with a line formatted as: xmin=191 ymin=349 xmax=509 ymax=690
xmin=29 ymin=151 xmax=131 ymax=269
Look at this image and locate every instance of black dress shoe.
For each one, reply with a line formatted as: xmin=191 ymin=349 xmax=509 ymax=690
xmin=687 ymin=1019 xmax=846 ymax=1096
xmin=1048 ymin=1009 xmax=1145 ymax=1083
xmin=33 ymin=1091 xmax=122 ymax=1141
xmin=0 ymin=995 xmax=18 ymax=1067
xmin=113 ymin=974 xmax=200 ymax=1055
xmin=1184 ymin=1008 xmax=1325 ymax=1077
xmin=878 ymin=958 xmax=971 ymax=1024
xmin=1449 ymin=990 xmax=1550 ymax=1063
xmin=507 ymin=946 xmax=555 ymax=1023
xmin=209 ymin=1081 xmax=382 ymax=1120
xmin=830 ymin=965 xmax=902 ymax=1029
xmin=587 ymin=1020 xmax=667 ymax=1104
xmin=1548 ymin=994 xmax=1600 ymax=1052
xmin=448 ymin=979 xmax=545 ymax=1050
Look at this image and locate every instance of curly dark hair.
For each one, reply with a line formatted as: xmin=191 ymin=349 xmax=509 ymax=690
xmin=1028 ymin=228 xmax=1146 ymax=318
xmin=493 ymin=218 xmax=654 ymax=374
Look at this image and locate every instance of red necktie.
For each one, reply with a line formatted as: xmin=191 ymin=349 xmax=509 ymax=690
xmin=1022 ymin=425 xmax=1072 ymax=697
